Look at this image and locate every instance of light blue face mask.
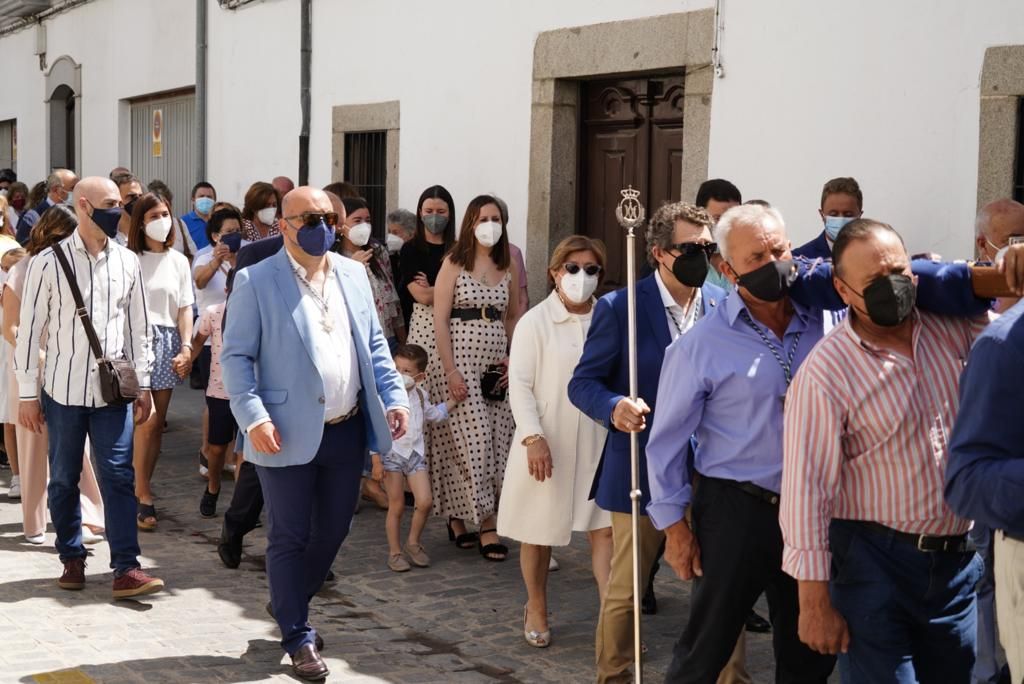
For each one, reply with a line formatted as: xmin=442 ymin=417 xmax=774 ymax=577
xmin=704 ymin=264 xmax=733 ymax=291
xmin=195 ymin=197 xmax=215 ymax=215
xmin=824 ymin=215 xmax=855 ymax=241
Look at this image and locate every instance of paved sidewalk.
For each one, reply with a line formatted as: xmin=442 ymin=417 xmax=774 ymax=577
xmin=0 ymin=389 xmax=789 ymax=683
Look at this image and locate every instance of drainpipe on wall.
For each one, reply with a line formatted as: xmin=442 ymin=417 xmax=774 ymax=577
xmin=196 ymin=0 xmax=208 ymax=181
xmin=298 ymin=0 xmax=311 ymax=185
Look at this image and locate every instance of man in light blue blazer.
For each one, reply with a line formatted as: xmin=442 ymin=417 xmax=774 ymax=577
xmin=222 ymin=187 xmax=408 ymax=681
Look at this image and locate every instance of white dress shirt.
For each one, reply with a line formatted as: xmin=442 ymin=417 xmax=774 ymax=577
xmin=286 ymin=251 xmax=360 ymax=422
xmin=654 ymin=269 xmax=703 ymax=340
xmin=390 ymin=385 xmax=447 ymax=458
xmin=15 ymin=230 xmax=153 ymax=406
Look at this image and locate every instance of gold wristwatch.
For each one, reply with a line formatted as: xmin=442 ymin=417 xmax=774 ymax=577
xmin=522 ymin=434 xmax=544 ymax=447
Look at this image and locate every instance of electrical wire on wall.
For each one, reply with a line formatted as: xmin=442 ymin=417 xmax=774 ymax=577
xmin=712 ymin=0 xmax=725 ymax=78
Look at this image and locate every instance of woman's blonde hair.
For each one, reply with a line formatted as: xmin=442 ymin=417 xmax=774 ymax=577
xmin=547 ymin=235 xmax=607 ymax=289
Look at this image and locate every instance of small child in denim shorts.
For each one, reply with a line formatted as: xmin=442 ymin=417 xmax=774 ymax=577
xmin=371 ymin=344 xmax=459 ymax=572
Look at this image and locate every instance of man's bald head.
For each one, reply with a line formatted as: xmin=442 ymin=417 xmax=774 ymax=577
xmin=281 ymin=186 xmax=332 ymax=219
xmin=272 ymin=176 xmax=295 ymax=196
xmin=976 ymin=199 xmax=1024 ymax=260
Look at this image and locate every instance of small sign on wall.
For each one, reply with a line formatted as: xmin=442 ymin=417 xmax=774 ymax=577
xmin=152 ymin=109 xmax=163 ymax=158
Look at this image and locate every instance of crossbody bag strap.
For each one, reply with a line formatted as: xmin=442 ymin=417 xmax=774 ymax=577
xmin=51 ymin=243 xmax=106 ymax=362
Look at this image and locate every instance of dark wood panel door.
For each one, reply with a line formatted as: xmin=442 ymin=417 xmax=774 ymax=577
xmin=580 ymin=75 xmax=684 ymax=292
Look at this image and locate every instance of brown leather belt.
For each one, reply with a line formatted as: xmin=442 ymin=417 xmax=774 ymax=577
xmin=325 ymin=404 xmax=359 ymax=425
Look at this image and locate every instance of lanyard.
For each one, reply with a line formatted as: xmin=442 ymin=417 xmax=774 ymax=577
xmin=738 ymin=309 xmax=801 ymax=386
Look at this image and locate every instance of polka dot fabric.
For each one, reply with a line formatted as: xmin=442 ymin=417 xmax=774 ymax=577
xmin=430 ymin=271 xmax=515 ymax=524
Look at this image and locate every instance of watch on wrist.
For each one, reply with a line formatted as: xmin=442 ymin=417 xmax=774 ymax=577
xmin=522 ymin=434 xmax=544 ymax=447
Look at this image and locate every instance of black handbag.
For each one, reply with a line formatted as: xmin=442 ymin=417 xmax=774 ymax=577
xmin=480 ymin=363 xmax=507 ymax=402
xmin=52 ymin=244 xmax=141 ymax=406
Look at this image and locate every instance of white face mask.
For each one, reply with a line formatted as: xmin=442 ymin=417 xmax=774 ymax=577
xmin=144 ymin=216 xmax=173 ymax=242
xmin=348 ymin=223 xmax=372 ymax=247
xmin=560 ymin=270 xmax=599 ymax=304
xmin=401 ymin=373 xmax=416 ymax=390
xmin=257 ymin=206 xmax=278 ymax=226
xmin=474 ymin=220 xmax=503 ymax=248
xmin=386 ymin=233 xmax=404 ymax=254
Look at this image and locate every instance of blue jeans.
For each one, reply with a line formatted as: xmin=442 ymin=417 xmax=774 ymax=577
xmin=42 ymin=392 xmax=140 ymax=572
xmin=256 ymin=417 xmax=365 ymax=655
xmin=829 ymin=520 xmax=982 ymax=684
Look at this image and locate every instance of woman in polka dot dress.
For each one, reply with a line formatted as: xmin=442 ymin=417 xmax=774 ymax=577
xmin=432 ymin=195 xmax=521 ymax=561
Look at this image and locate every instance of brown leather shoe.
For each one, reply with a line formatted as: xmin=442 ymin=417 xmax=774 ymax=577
xmin=291 ymin=643 xmax=329 ymax=681
xmin=58 ymin=557 xmax=86 ymax=590
xmin=112 ymin=567 xmax=165 ymax=598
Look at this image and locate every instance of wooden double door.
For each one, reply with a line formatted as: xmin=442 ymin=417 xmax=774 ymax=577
xmin=579 ymin=74 xmax=684 ymax=292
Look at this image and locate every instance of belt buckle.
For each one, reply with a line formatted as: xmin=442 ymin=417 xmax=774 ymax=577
xmin=480 ymin=306 xmax=492 ymax=323
xmin=916 ymin=535 xmax=933 ymax=552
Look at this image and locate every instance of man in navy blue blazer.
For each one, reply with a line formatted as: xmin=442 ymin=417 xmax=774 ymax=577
xmin=569 ymin=202 xmax=750 ymax=684
xmin=15 ymin=169 xmax=77 ymax=244
xmin=793 ymin=177 xmax=864 ymax=260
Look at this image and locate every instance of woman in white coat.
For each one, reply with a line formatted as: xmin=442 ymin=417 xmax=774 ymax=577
xmin=498 ymin=235 xmax=612 ymax=649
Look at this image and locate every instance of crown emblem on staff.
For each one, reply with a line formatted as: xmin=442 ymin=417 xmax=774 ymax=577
xmin=615 ymin=185 xmax=645 ymax=232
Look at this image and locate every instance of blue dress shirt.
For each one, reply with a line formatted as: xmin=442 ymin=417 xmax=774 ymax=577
xmin=793 ymin=231 xmax=832 ymax=260
xmin=646 ymin=292 xmax=824 ymax=530
xmin=945 ymin=298 xmax=1024 ymax=538
xmin=181 ymin=211 xmax=211 ymax=250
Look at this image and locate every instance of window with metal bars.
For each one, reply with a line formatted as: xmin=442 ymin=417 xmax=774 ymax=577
xmin=344 ymin=131 xmax=387 ymax=240
xmin=1015 ymin=98 xmax=1024 ymax=204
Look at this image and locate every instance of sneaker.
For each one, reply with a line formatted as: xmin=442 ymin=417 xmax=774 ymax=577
xmin=7 ymin=475 xmax=21 ymax=499
xmin=549 ymin=555 xmax=560 ymax=572
xmin=198 ymin=450 xmax=209 ymax=478
xmin=82 ymin=528 xmax=105 ymax=545
xmin=223 ymin=463 xmax=237 ymax=474
xmin=24 ymin=533 xmax=45 ymax=545
xmin=387 ymin=553 xmax=411 ymax=572
xmin=58 ymin=557 xmax=86 ymax=590
xmin=112 ymin=567 xmax=164 ymax=598
xmin=404 ymin=543 xmax=431 ymax=568
xmin=200 ymin=487 xmax=219 ymax=518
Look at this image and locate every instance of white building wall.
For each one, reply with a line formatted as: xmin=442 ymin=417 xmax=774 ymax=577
xmin=2 ymin=0 xmax=1024 ymax=259
xmin=710 ymin=0 xmax=1024 ymax=258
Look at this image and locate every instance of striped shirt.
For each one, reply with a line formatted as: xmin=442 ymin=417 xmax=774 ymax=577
xmin=14 ymin=230 xmax=152 ymax=407
xmin=780 ymin=309 xmax=986 ymax=581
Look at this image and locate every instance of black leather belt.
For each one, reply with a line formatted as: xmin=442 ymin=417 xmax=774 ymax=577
xmin=707 ymin=477 xmax=780 ymax=506
xmin=451 ymin=306 xmax=503 ymax=323
xmin=856 ymin=521 xmax=972 ymax=553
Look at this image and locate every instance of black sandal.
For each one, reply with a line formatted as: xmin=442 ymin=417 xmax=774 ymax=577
xmin=446 ymin=517 xmax=478 ymax=550
xmin=137 ymin=501 xmax=157 ymax=531
xmin=199 ymin=487 xmax=219 ymax=518
xmin=477 ymin=528 xmax=508 ymax=562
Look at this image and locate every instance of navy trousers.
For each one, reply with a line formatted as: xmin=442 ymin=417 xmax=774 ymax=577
xmin=829 ymin=519 xmax=982 ymax=684
xmin=256 ymin=417 xmax=365 ymax=655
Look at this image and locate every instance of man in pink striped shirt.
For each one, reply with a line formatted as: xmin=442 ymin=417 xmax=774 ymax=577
xmin=781 ymin=219 xmax=992 ymax=683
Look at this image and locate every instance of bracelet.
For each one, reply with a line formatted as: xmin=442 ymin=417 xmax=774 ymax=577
xmin=181 ymin=342 xmax=193 ymax=350
xmin=522 ymin=434 xmax=544 ymax=447
xmin=446 ymin=369 xmax=460 ymax=378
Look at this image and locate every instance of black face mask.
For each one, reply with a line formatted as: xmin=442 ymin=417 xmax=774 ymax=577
xmin=671 ymin=251 xmax=710 ymax=288
xmin=859 ymin=274 xmax=916 ymax=327
xmin=734 ymin=259 xmax=796 ymax=302
xmin=123 ymin=199 xmax=137 ymax=219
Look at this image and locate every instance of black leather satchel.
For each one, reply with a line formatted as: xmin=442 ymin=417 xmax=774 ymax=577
xmin=52 ymin=244 xmax=141 ymax=406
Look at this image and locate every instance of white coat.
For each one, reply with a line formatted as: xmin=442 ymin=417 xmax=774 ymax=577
xmin=497 ymin=291 xmax=610 ymax=546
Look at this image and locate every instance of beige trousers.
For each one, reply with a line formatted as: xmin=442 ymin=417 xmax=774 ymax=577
xmin=9 ymin=370 xmax=104 ymax=537
xmin=595 ymin=512 xmax=750 ymax=684
xmin=995 ymin=532 xmax=1024 ymax=684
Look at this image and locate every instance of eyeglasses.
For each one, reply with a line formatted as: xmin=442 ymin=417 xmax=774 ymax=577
xmin=282 ymin=212 xmax=340 ymax=228
xmin=669 ymin=241 xmax=718 ymax=257
xmin=563 ymin=262 xmax=602 ymax=276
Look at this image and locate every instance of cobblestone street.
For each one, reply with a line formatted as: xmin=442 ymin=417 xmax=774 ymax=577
xmin=0 ymin=389 xmax=786 ymax=683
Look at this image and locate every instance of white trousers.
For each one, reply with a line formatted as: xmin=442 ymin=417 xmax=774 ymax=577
xmin=995 ymin=532 xmax=1024 ymax=683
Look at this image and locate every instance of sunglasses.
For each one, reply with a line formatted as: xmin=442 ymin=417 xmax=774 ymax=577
xmin=563 ymin=262 xmax=602 ymax=276
xmin=669 ymin=241 xmax=718 ymax=257
xmin=283 ymin=212 xmax=340 ymax=228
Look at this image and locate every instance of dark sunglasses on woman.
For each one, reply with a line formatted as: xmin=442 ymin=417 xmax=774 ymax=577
xmin=562 ymin=262 xmax=603 ymax=276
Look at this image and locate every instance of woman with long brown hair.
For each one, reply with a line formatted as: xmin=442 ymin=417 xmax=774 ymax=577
xmin=240 ymin=181 xmax=281 ymax=242
xmin=127 ymin=193 xmax=195 ymax=530
xmin=2 ymin=205 xmax=105 ymax=544
xmin=431 ymin=194 xmax=520 ymax=561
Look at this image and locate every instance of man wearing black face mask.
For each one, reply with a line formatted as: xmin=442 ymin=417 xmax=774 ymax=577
xmin=569 ymin=201 xmax=743 ymax=684
xmin=114 ymin=174 xmax=144 ymax=247
xmin=15 ymin=176 xmax=163 ymax=599
xmin=779 ymin=220 xmax=1024 ymax=683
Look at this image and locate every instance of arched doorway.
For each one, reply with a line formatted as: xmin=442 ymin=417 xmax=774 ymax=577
xmin=45 ymin=55 xmax=82 ymax=174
